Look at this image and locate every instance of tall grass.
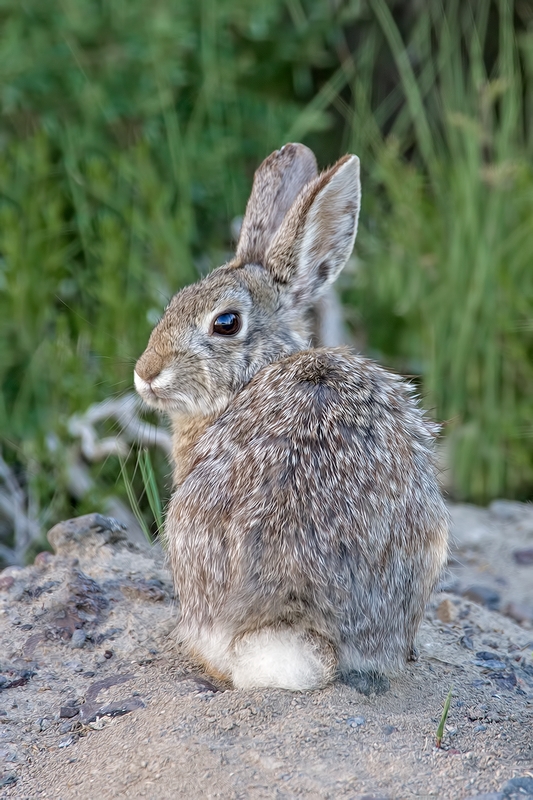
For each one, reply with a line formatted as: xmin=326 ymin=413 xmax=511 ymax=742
xmin=1 ymin=0 xmax=532 ymax=560
xmin=348 ymin=1 xmax=533 ymax=500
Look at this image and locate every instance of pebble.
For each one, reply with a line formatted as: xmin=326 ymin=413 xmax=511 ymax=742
xmin=70 ymin=630 xmax=86 ymax=649
xmin=473 ymin=658 xmax=507 ymax=671
xmin=346 ymin=716 xmax=365 ymax=727
xmin=474 ymin=724 xmax=487 ymax=732
xmin=436 ymin=598 xmax=458 ymax=624
xmin=0 ymin=576 xmax=15 ymax=591
xmin=513 ymin=547 xmax=533 ymax=565
xmin=0 ymin=774 xmax=17 ymax=788
xmin=462 ymin=586 xmax=501 ymax=610
xmin=59 ymin=721 xmax=74 ymax=734
xmin=60 ymin=705 xmax=80 ymax=719
xmin=34 ymin=551 xmax=54 ymax=567
xmin=492 ymin=671 xmax=518 ymax=691
xmin=58 ymin=737 xmax=74 ymax=749
xmin=501 ymin=776 xmax=533 ymax=797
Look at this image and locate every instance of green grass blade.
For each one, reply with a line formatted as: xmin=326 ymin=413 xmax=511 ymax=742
xmin=436 ymin=686 xmax=453 ymax=748
xmin=119 ymin=457 xmax=153 ymax=545
xmin=138 ymin=448 xmax=164 ymax=534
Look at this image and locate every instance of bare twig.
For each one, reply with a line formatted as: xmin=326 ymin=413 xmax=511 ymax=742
xmin=67 ymin=393 xmax=171 ymax=461
xmin=0 ymin=450 xmax=42 ymax=565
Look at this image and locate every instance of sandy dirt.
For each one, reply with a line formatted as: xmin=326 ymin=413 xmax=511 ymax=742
xmin=0 ymin=506 xmax=532 ymax=800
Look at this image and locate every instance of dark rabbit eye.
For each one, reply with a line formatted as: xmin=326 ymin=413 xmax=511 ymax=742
xmin=212 ymin=312 xmax=241 ymax=336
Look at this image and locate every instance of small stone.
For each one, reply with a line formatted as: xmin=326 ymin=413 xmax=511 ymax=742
xmin=104 ymin=650 xmax=113 ymax=659
xmin=34 ymin=551 xmax=54 ymax=567
xmin=346 ymin=716 xmax=366 ymax=727
xmin=501 ymin=776 xmax=533 ymax=797
xmin=59 ymin=721 xmax=74 ymax=734
xmin=462 ymin=586 xmax=501 ymax=610
xmin=513 ymin=547 xmax=533 ymax=566
xmin=436 ymin=598 xmax=458 ymax=624
xmin=0 ymin=576 xmax=15 ymax=591
xmin=70 ymin=630 xmax=86 ymax=649
xmin=60 ymin=706 xmax=80 ymax=719
xmin=47 ymin=514 xmax=127 ymax=556
xmin=58 ymin=737 xmax=73 ymax=748
xmin=474 ymin=724 xmax=487 ymax=732
xmin=492 ymin=671 xmax=518 ymax=691
xmin=473 ymin=651 xmax=507 ymax=670
xmin=0 ymin=774 xmax=17 ymax=788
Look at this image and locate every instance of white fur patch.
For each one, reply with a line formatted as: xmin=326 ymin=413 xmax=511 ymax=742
xmin=186 ymin=626 xmax=234 ymax=678
xmin=133 ymin=370 xmax=150 ymax=396
xmin=231 ymin=628 xmax=333 ymax=691
xmin=151 ymin=365 xmax=175 ymax=391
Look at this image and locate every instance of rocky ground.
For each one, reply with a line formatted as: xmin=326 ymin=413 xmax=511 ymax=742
xmin=0 ymin=503 xmax=532 ymax=800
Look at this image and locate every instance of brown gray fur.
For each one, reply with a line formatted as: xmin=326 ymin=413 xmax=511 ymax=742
xmin=134 ymin=143 xmax=449 ymax=691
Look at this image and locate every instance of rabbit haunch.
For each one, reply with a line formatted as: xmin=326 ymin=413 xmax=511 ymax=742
xmin=134 ymin=144 xmax=449 ymax=691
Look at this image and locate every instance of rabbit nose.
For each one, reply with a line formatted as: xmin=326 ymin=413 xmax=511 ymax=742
xmin=135 ymin=351 xmax=163 ymax=383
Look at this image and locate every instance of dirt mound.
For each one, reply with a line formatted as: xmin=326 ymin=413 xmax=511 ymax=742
xmin=0 ymin=509 xmax=532 ymax=799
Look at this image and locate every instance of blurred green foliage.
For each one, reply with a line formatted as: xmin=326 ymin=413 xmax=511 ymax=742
xmin=1 ymin=0 xmax=532 ymax=558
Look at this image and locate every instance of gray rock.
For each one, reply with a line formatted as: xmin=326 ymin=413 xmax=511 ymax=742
xmin=462 ymin=586 xmax=501 ymax=610
xmin=513 ymin=548 xmax=533 ymax=566
xmin=47 ymin=514 xmax=127 ymax=556
xmin=70 ymin=629 xmax=86 ymax=649
xmin=346 ymin=716 xmax=366 ymax=727
xmin=502 ymin=776 xmax=533 ymax=797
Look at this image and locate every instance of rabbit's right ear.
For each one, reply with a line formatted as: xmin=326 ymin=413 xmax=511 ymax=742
xmin=265 ymin=155 xmax=361 ymax=307
xmin=236 ymin=143 xmax=318 ymax=264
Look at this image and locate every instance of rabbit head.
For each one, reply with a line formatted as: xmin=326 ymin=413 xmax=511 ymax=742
xmin=134 ymin=143 xmax=360 ymax=419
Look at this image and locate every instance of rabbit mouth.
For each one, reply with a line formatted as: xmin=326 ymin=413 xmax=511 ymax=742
xmin=134 ymin=370 xmax=208 ymax=415
xmin=134 ymin=370 xmax=172 ymax=409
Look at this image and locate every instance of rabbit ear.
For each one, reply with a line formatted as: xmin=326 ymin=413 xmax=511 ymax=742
xmin=236 ymin=143 xmax=318 ymax=264
xmin=265 ymin=155 xmax=360 ymax=306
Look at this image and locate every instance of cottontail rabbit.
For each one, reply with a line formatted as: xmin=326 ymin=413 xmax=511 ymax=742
xmin=135 ymin=144 xmax=448 ymax=691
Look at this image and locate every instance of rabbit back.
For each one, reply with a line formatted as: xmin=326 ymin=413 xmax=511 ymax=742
xmin=166 ymin=347 xmax=448 ymax=679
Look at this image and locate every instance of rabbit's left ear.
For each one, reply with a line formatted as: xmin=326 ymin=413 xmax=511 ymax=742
xmin=265 ymin=155 xmax=360 ymax=306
